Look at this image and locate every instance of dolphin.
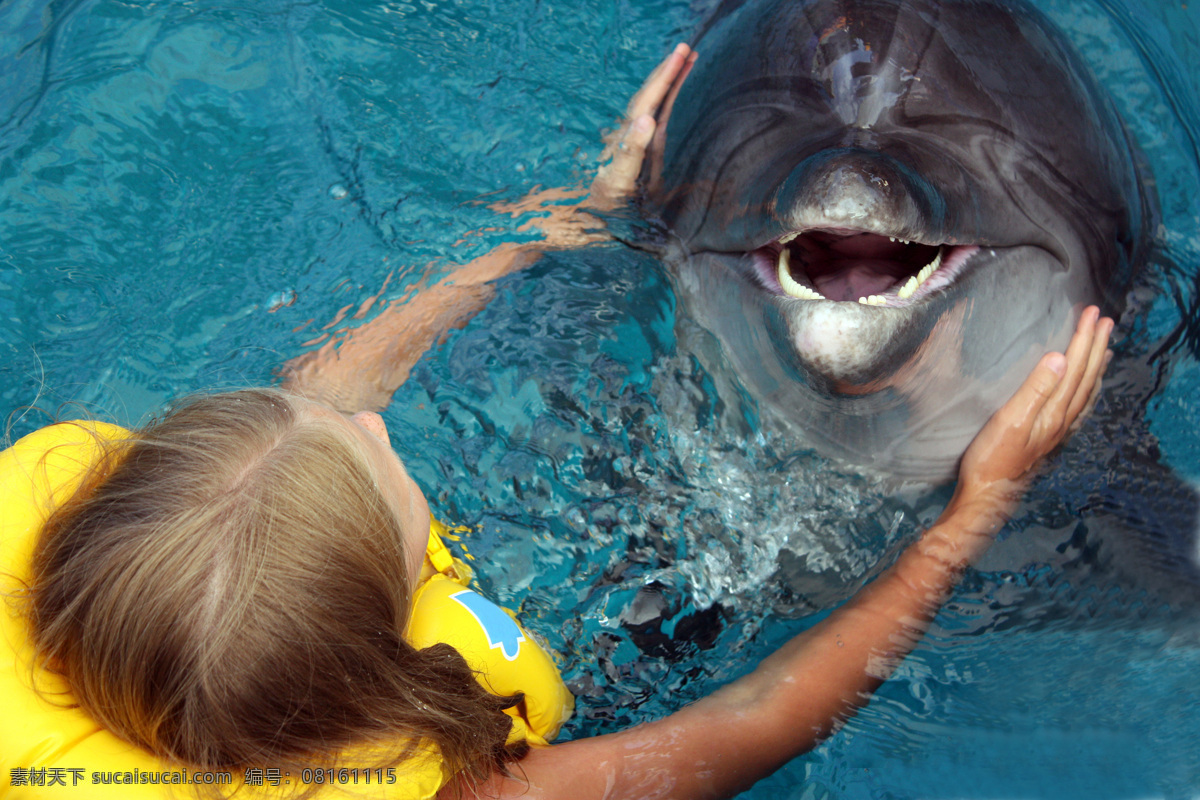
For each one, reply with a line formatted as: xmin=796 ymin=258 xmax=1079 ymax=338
xmin=641 ymin=0 xmax=1154 ymax=481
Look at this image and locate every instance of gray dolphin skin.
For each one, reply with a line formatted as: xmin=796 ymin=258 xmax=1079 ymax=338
xmin=642 ymin=0 xmax=1154 ymax=481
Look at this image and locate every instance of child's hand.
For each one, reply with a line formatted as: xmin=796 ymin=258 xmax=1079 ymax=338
xmin=495 ymin=43 xmax=696 ymax=246
xmin=591 ymin=43 xmax=696 ymax=209
xmin=954 ymin=306 xmax=1113 ymax=511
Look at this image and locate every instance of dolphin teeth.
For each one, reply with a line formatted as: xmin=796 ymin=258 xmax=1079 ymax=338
xmin=897 ymin=248 xmax=944 ymax=300
xmin=777 ymin=247 xmax=825 ymax=300
xmin=858 ymin=295 xmax=886 ymax=306
xmin=916 ymin=249 xmax=943 ymax=285
xmin=778 ymin=231 xmax=800 ymax=244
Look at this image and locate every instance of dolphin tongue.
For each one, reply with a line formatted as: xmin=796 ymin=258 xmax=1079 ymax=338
xmin=811 ymin=260 xmax=908 ymax=302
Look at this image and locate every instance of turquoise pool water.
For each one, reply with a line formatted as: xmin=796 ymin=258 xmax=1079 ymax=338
xmin=2 ymin=0 xmax=1199 ymax=797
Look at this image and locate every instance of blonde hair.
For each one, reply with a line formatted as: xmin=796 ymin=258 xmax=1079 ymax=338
xmin=28 ymin=389 xmax=520 ymax=790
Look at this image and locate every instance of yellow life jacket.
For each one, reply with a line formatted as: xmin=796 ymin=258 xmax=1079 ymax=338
xmin=0 ymin=422 xmax=573 ymax=799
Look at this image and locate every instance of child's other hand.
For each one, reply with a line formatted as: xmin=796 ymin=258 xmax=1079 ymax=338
xmin=590 ymin=43 xmax=695 ymax=210
xmin=954 ymin=306 xmax=1113 ymax=512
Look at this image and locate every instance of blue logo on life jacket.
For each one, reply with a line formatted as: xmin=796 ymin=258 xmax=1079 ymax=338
xmin=449 ymin=589 xmax=526 ymax=662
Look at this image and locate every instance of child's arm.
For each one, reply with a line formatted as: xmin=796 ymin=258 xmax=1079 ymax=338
xmin=280 ymin=45 xmax=696 ymax=414
xmin=461 ymin=308 xmax=1113 ymax=800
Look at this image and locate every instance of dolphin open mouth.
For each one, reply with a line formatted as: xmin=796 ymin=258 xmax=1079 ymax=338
xmin=752 ymin=229 xmax=978 ymax=306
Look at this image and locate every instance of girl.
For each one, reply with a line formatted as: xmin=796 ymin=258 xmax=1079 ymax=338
xmin=3 ymin=309 xmax=1112 ymax=800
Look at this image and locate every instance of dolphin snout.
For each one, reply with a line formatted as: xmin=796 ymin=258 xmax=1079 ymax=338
xmin=775 ymin=150 xmax=939 ymax=237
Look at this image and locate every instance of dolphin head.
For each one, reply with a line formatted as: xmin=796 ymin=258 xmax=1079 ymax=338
xmin=644 ymin=0 xmax=1151 ymax=480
